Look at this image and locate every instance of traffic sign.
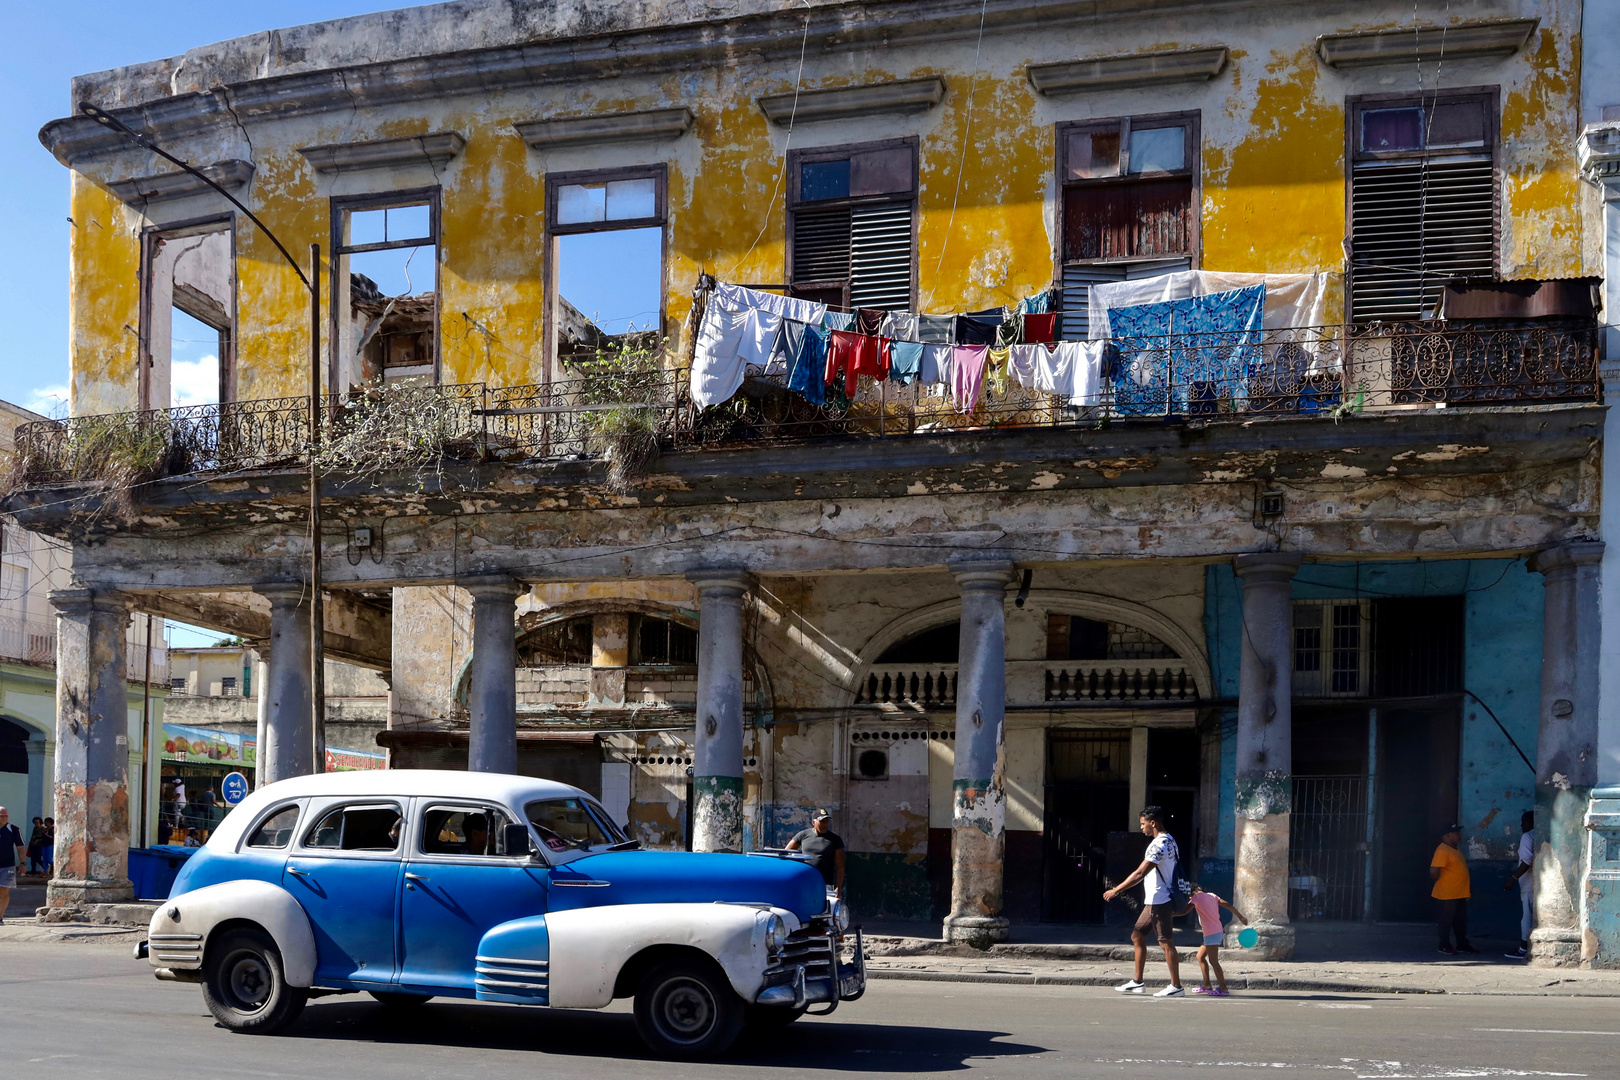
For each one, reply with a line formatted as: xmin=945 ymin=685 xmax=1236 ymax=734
xmin=221 ymin=771 xmax=250 ymax=805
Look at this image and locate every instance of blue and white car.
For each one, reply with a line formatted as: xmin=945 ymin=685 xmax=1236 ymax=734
xmin=137 ymin=770 xmax=864 ymax=1056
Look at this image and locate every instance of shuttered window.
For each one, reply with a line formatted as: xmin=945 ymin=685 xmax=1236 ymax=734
xmin=1348 ymin=93 xmax=1497 ymax=323
xmin=788 ymin=141 xmax=916 ymax=310
xmin=1059 ymin=258 xmax=1192 ymax=340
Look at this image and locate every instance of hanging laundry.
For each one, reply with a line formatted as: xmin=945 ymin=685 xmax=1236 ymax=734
xmin=1060 ymin=340 xmax=1106 ymax=407
xmin=1007 ymin=343 xmax=1045 ymax=390
xmin=950 ymin=344 xmax=989 ymax=411
xmin=691 ymin=301 xmax=753 ymax=408
xmin=889 ymin=340 xmax=924 ymax=385
xmin=955 ymin=315 xmax=998 ymax=346
xmin=1109 ymin=284 xmax=1265 ymax=416
xmin=855 ymin=308 xmax=887 ymax=336
xmin=822 ymin=310 xmax=855 ymax=332
xmin=781 ymin=319 xmax=829 ymax=406
xmin=1016 ymin=289 xmax=1052 ymax=315
xmin=994 ymin=313 xmax=1024 ymax=349
xmin=876 ymin=338 xmax=894 ymax=381
xmin=986 ymin=346 xmax=1013 ymax=396
xmin=826 ymin=330 xmax=884 ymax=394
xmin=1022 ymin=312 xmax=1057 ymax=344
xmin=881 ymin=311 xmax=920 ymax=342
xmin=918 ymin=314 xmax=956 ymax=344
xmin=920 ymin=343 xmax=953 ymax=385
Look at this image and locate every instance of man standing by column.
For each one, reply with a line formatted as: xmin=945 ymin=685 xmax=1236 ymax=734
xmin=787 ymin=808 xmax=846 ymax=897
xmin=1104 ymin=806 xmax=1184 ymax=996
xmin=1432 ymin=823 xmax=1476 ymax=956
xmin=1504 ymin=810 xmax=1535 ymax=960
xmin=0 ymin=807 xmax=25 ymax=924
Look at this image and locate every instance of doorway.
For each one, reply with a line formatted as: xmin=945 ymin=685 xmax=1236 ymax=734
xmin=1043 ymin=729 xmax=1131 ymax=922
xmin=1291 ymin=707 xmax=1371 ymax=921
xmin=1376 ymin=703 xmax=1461 ymax=921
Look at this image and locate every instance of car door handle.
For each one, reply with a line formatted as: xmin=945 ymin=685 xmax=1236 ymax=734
xmin=404 ymin=872 xmax=429 ymax=883
xmin=286 ymin=867 xmax=310 ymax=878
xmin=552 ymin=879 xmax=610 ymax=887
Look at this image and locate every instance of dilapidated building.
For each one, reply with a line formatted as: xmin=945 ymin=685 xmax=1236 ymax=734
xmin=11 ymin=0 xmax=1620 ymax=964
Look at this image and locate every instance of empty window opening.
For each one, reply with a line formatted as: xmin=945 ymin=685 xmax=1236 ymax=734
xmin=1348 ymin=92 xmax=1497 ymax=322
xmin=1057 ymin=115 xmax=1198 ymax=339
xmin=143 ymin=224 xmax=234 ymax=410
xmin=333 ymin=195 xmax=439 ymax=390
xmin=788 ymin=141 xmax=916 ymax=311
xmin=635 ymin=616 xmax=697 ymax=665
xmin=547 ymin=169 xmax=666 ymax=373
xmin=517 ymin=616 xmax=594 ymax=666
xmin=876 ymin=622 xmax=959 ymax=664
xmin=1045 ymin=614 xmax=1180 ymax=661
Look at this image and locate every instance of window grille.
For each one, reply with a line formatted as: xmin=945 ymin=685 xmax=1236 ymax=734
xmin=1292 ymin=600 xmax=1371 ymax=698
xmin=788 ymin=141 xmax=916 ymax=311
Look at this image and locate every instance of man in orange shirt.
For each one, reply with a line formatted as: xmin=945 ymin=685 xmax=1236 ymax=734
xmin=1431 ymin=823 xmax=1476 ymax=955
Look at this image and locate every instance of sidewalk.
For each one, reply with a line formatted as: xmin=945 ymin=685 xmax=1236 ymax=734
xmin=860 ymin=919 xmax=1620 ymax=997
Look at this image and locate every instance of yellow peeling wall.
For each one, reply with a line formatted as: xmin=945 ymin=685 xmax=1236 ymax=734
xmin=65 ymin=1 xmax=1584 ymax=414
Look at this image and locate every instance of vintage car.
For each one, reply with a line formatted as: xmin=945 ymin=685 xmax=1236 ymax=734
xmin=136 ymin=770 xmax=864 ymax=1056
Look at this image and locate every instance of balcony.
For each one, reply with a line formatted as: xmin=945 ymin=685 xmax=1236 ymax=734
xmin=0 ymin=614 xmax=168 ymax=684
xmin=7 ymin=321 xmax=1598 ymax=490
xmin=854 ymin=660 xmax=1201 ymax=708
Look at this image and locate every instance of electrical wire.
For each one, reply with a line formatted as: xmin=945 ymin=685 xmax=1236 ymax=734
xmin=932 ymin=0 xmax=990 ymax=281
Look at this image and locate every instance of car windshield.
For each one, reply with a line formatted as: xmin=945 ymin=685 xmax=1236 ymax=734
xmin=525 ymin=797 xmax=627 ymax=861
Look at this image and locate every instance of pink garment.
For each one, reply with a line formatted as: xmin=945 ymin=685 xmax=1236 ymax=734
xmin=1190 ymin=891 xmax=1223 ymax=937
xmin=950 ymin=344 xmax=989 ymax=411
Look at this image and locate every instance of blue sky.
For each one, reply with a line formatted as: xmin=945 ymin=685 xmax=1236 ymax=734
xmin=0 ymin=3 xmax=413 ymax=417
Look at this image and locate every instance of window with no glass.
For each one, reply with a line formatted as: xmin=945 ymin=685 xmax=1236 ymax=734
xmin=141 ymin=220 xmax=236 ymax=410
xmin=547 ymin=167 xmax=667 ymax=370
xmin=1347 ymin=91 xmax=1497 ymax=322
xmin=332 ymin=193 xmax=439 ymax=389
xmin=1057 ymin=114 xmax=1199 ymax=338
xmin=787 ymin=140 xmax=917 ymax=311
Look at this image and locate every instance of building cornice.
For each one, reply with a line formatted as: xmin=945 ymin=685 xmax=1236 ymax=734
xmin=1315 ymin=17 xmax=1538 ymax=69
xmin=1027 ymin=46 xmax=1228 ymax=96
xmin=514 ymin=107 xmax=694 ymax=150
xmin=297 ymin=132 xmax=465 ymax=174
xmin=106 ymin=159 xmax=254 ymax=205
xmin=758 ymin=77 xmax=946 ymax=125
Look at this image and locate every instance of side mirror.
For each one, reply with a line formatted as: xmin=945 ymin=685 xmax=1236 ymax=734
xmin=503 ymin=823 xmax=534 ymax=857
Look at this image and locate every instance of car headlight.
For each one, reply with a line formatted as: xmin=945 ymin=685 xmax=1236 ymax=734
xmin=765 ymin=913 xmax=788 ymax=954
xmin=828 ymin=898 xmax=851 ymax=933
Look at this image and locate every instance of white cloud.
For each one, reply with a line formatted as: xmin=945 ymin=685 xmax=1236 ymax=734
xmin=172 ymin=356 xmax=219 ymax=407
xmin=24 ymin=384 xmax=69 ymax=418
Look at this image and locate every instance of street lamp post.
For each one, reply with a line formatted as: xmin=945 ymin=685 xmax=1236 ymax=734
xmin=82 ymin=103 xmax=327 ymax=773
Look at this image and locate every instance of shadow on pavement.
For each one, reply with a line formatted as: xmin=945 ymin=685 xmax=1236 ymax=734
xmin=276 ymin=997 xmax=1048 ymax=1071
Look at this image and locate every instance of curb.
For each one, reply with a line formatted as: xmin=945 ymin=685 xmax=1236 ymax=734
xmin=866 ymin=966 xmax=1442 ymax=995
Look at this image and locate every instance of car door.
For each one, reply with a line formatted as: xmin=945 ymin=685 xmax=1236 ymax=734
xmin=282 ymin=798 xmax=405 ymax=986
xmin=396 ymin=801 xmax=551 ymax=995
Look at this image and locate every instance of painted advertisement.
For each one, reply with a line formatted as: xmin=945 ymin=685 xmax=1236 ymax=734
xmin=162 ymin=723 xmax=256 ymax=767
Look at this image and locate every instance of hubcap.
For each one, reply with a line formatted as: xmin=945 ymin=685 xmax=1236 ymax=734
xmin=655 ymin=977 xmax=715 ymax=1042
xmin=225 ymin=951 xmax=272 ymax=1010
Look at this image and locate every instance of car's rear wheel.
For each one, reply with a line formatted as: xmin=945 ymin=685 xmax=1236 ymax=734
xmin=369 ymin=991 xmax=434 ymax=1008
xmin=201 ymin=929 xmax=307 ymax=1034
xmin=745 ymin=1003 xmax=808 ymax=1030
xmin=633 ymin=958 xmax=744 ymax=1058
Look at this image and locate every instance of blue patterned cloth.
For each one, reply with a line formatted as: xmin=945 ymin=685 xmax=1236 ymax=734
xmin=1108 ymin=284 xmax=1265 ymax=415
xmin=784 ymin=320 xmax=829 ymax=405
xmin=1016 ymin=289 xmax=1052 ymax=315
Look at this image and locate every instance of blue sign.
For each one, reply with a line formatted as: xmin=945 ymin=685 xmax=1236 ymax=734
xmin=221 ymin=771 xmax=250 ymax=806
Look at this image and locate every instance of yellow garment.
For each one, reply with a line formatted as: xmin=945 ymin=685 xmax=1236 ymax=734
xmin=987 ymin=347 xmax=1012 ymax=396
xmin=1430 ymin=843 xmax=1471 ymax=900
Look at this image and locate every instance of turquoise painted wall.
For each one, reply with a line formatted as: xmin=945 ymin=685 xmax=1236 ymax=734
xmin=1204 ymin=559 xmax=1541 ymax=931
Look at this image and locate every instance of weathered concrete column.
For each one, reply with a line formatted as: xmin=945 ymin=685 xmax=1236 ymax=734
xmin=945 ymin=560 xmax=1016 ymax=948
xmin=466 ymin=576 xmax=520 ymax=774
xmin=46 ymin=588 xmax=134 ymax=909
xmin=1232 ymin=553 xmax=1302 ymax=961
xmin=1527 ymin=541 xmax=1603 ymax=967
xmin=252 ymin=644 xmax=269 ymax=787
xmin=687 ymin=570 xmax=752 ymax=853
xmin=257 ymin=585 xmax=314 ymax=784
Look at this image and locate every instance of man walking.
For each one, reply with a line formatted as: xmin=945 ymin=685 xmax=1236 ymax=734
xmin=0 ymin=807 xmax=26 ymax=925
xmin=1104 ymin=805 xmax=1184 ymax=996
xmin=786 ymin=808 xmax=846 ymax=898
xmin=1432 ymin=822 xmax=1476 ymax=955
xmin=1503 ymin=810 xmax=1535 ymax=959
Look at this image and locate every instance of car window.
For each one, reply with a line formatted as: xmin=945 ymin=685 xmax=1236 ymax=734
xmin=525 ymin=797 xmax=622 ymax=854
xmin=420 ymin=805 xmax=515 ymax=856
xmin=246 ymin=805 xmax=300 ymax=849
xmin=302 ymin=803 xmax=402 ymax=852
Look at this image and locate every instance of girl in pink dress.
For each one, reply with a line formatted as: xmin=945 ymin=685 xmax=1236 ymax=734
xmin=1188 ymin=884 xmax=1248 ymax=996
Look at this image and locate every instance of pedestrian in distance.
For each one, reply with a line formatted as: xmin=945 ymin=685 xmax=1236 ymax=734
xmin=0 ymin=806 xmax=26 ymax=925
xmin=27 ymin=816 xmax=46 ymax=874
xmin=42 ymin=817 xmax=54 ymax=875
xmin=1432 ymin=822 xmax=1476 ymax=955
xmin=1187 ymin=883 xmax=1248 ymax=996
xmin=1104 ymin=805 xmax=1185 ymax=997
xmin=786 ymin=808 xmax=846 ymax=897
xmin=1503 ymin=810 xmax=1534 ymax=959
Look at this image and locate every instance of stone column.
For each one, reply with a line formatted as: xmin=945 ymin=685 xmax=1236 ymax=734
xmin=687 ymin=570 xmax=752 ymax=853
xmin=252 ymin=644 xmax=269 ymax=787
xmin=257 ymin=585 xmax=314 ymax=784
xmin=46 ymin=588 xmax=134 ymax=910
xmin=1527 ymin=542 xmax=1603 ymax=967
xmin=944 ymin=560 xmax=1016 ymax=948
xmin=465 ymin=577 xmax=520 ymax=774
xmin=1232 ymin=553 xmax=1302 ymax=960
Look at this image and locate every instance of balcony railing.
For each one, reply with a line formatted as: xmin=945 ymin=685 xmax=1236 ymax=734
xmin=0 ymin=615 xmax=55 ymax=666
xmin=10 ymin=321 xmax=1597 ymax=488
xmin=854 ymin=660 xmax=1200 ymax=706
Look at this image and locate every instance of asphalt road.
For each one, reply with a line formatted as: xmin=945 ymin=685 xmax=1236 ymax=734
xmin=5 ymin=941 xmax=1615 ymax=1079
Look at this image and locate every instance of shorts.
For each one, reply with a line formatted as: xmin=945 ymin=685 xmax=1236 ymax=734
xmin=1203 ymin=933 xmax=1224 ymax=947
xmin=0 ymin=866 xmax=15 ymax=888
xmin=1134 ymin=902 xmax=1175 ymax=943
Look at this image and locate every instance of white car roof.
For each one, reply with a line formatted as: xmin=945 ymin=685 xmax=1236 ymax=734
xmin=207 ymin=770 xmax=589 ymax=850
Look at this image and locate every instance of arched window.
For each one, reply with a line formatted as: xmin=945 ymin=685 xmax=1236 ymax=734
xmin=0 ymin=717 xmax=30 ymax=775
xmin=876 ymin=622 xmax=959 ymax=664
xmin=514 ymin=613 xmax=698 ymax=667
xmin=1045 ymin=615 xmax=1179 ymax=661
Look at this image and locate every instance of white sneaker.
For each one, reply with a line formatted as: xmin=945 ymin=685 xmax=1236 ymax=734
xmin=1153 ymin=985 xmax=1185 ymax=997
xmin=1114 ymin=979 xmax=1146 ymax=994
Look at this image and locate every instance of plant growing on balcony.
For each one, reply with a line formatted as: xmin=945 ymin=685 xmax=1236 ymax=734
xmin=564 ymin=335 xmax=671 ymax=492
xmin=3 ymin=412 xmax=181 ymax=526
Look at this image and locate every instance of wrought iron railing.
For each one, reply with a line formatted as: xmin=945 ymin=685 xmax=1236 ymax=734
xmin=9 ymin=321 xmax=1597 ymax=488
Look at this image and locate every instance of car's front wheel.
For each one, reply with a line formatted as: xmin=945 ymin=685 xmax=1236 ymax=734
xmin=201 ymin=929 xmax=307 ymax=1034
xmin=632 ymin=958 xmax=744 ymax=1058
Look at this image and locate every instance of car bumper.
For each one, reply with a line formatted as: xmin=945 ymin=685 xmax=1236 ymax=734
xmin=755 ymin=928 xmax=865 ymax=1011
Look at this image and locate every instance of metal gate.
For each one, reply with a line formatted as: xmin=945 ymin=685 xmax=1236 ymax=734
xmin=1044 ymin=730 xmax=1131 ymax=923
xmin=1289 ymin=775 xmax=1367 ymax=921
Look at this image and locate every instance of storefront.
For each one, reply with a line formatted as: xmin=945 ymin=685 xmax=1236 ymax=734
xmin=159 ymin=722 xmax=257 ymax=843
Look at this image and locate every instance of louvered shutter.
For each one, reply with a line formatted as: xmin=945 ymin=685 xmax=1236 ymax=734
xmin=849 ymin=203 xmax=914 ymax=310
xmin=1059 ymin=258 xmax=1191 ymax=339
xmin=791 ymin=206 xmax=852 ymax=284
xmin=1350 ymin=157 xmax=1495 ymax=322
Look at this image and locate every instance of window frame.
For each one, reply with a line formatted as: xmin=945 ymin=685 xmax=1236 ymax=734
xmin=1055 ymin=110 xmax=1202 ymax=272
xmin=295 ymin=799 xmax=406 ymax=858
xmin=240 ymin=801 xmax=304 ymax=852
xmin=785 ymin=136 xmax=920 ymax=311
xmin=1344 ymin=87 xmax=1501 ymax=321
xmin=413 ymin=801 xmax=526 ymax=862
xmin=328 ymin=187 xmax=443 ymax=394
xmin=542 ymin=164 xmax=669 ymax=380
xmin=137 ymin=213 xmax=239 ymax=412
